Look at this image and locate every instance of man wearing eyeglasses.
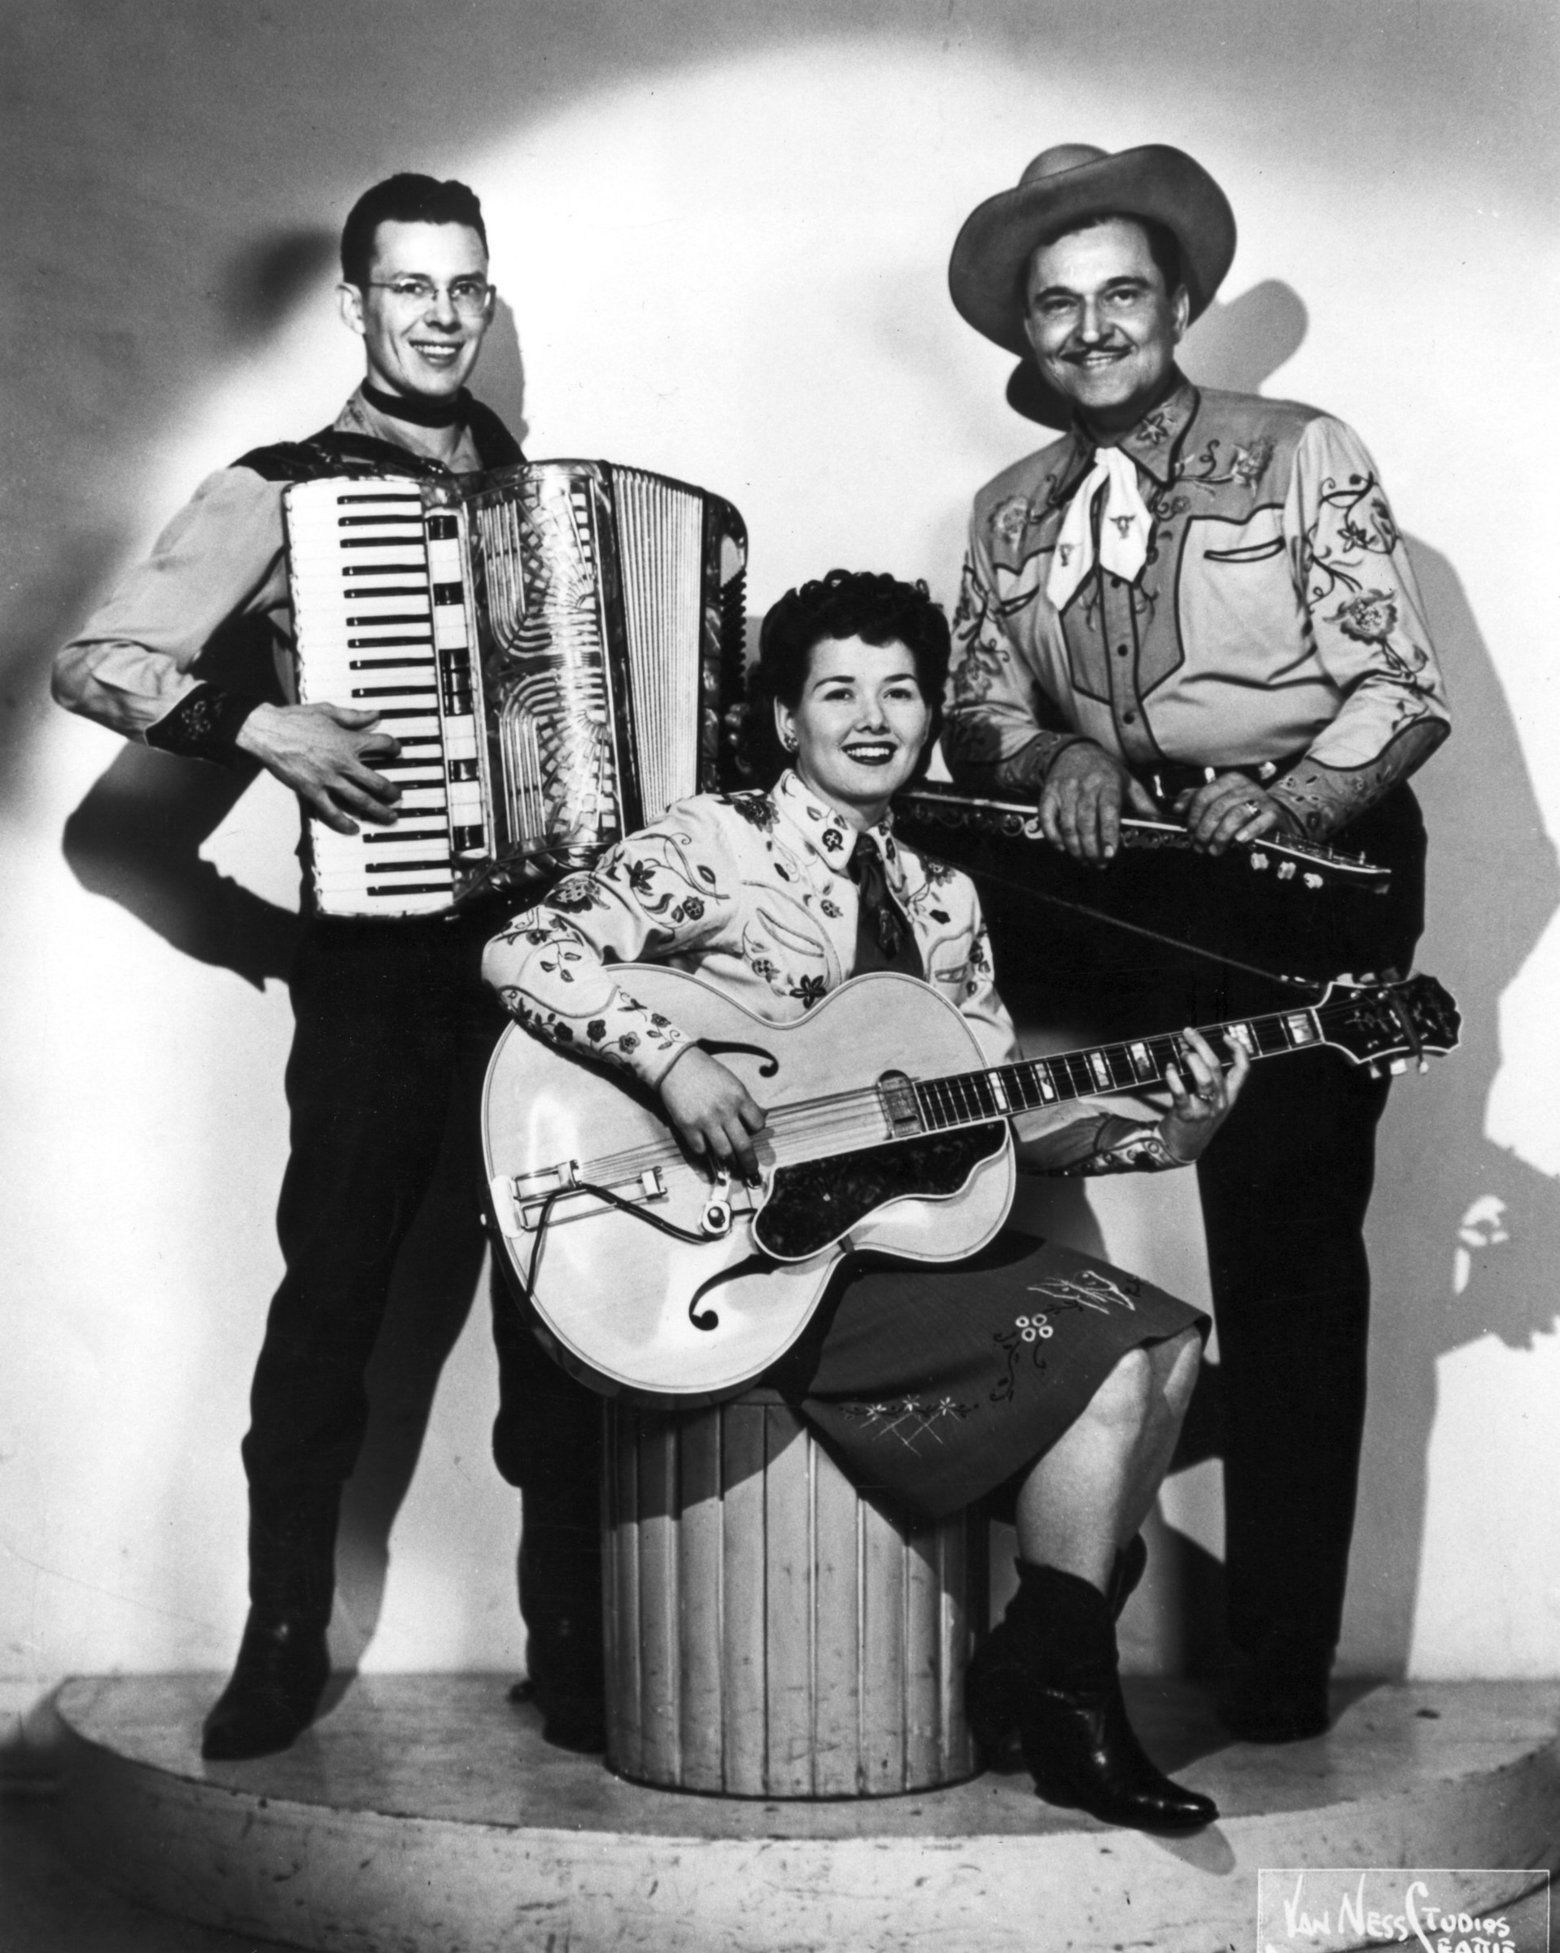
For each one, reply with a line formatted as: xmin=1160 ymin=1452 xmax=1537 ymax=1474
xmin=53 ymin=174 xmax=604 ymax=1763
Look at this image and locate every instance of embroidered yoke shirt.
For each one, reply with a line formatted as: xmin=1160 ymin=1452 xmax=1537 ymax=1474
xmin=483 ymin=770 xmax=1177 ymax=1173
xmin=943 ymin=380 xmax=1450 ymax=791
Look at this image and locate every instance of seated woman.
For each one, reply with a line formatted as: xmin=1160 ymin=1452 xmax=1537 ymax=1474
xmin=483 ymin=569 xmax=1247 ymax=1833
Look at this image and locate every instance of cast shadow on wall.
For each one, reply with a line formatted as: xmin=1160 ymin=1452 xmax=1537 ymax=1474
xmin=984 ymin=279 xmax=1560 ymax=1688
xmin=58 ymin=230 xmax=535 ymax=1675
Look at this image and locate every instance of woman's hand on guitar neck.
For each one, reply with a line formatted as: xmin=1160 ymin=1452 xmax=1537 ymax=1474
xmin=1158 ymin=1027 xmax=1250 ymax=1163
xmin=659 ymin=1046 xmax=769 ymax=1183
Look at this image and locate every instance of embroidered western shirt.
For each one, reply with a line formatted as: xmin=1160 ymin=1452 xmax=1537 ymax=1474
xmin=483 ymin=771 xmax=1180 ymax=1173
xmin=943 ymin=380 xmax=1450 ymax=793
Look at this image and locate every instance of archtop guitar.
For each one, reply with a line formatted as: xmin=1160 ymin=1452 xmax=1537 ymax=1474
xmin=483 ymin=965 xmax=1459 ymax=1401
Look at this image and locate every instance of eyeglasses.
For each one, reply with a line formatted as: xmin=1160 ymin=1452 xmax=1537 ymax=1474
xmin=365 ymin=276 xmax=494 ymax=316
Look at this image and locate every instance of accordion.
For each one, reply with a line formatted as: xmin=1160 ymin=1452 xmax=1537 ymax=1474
xmin=284 ymin=460 xmax=748 ymax=917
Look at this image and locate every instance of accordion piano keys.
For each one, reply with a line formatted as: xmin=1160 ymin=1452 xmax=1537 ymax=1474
xmin=286 ymin=483 xmax=485 ymax=915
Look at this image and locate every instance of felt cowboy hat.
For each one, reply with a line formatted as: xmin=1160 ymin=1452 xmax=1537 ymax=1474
xmin=949 ymin=143 xmax=1237 ymax=426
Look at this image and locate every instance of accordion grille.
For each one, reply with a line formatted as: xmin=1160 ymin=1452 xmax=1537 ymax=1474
xmin=474 ymin=469 xmax=620 ymax=864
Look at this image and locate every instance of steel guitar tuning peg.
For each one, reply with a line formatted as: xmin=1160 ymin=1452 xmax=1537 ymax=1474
xmin=1389 ymin=1059 xmax=1408 ymax=1076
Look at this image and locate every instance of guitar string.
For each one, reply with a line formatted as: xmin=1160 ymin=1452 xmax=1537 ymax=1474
xmin=562 ymin=1014 xmax=1329 ymax=1184
xmin=529 ymin=991 xmax=1400 ymax=1192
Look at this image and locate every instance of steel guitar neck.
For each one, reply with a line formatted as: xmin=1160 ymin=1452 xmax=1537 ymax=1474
xmin=895 ymin=782 xmax=1390 ymax=894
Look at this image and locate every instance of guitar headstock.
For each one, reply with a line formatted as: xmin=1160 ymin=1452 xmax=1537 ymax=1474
xmin=1312 ymin=973 xmax=1462 ymax=1069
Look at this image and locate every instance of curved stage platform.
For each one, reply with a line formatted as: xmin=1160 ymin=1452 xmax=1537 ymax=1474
xmin=56 ymin=1675 xmax=1560 ymax=1953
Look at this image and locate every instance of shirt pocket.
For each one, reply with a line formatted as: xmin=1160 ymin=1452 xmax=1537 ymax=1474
xmin=1191 ymin=506 xmax=1286 ymax=565
xmin=1178 ymin=506 xmax=1299 ymax=658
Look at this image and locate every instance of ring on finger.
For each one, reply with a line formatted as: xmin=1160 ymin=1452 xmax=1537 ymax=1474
xmin=1241 ymin=800 xmax=1261 ymax=816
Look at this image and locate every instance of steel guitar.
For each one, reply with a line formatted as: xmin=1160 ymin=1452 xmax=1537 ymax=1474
xmin=896 ymin=781 xmax=1390 ymax=894
xmin=483 ymin=963 xmax=1459 ymax=1401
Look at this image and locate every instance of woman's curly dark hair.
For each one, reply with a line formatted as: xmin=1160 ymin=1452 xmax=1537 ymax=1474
xmin=738 ymin=568 xmax=951 ymax=786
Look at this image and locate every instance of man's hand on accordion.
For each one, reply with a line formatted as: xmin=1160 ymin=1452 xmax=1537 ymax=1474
xmin=236 ymin=702 xmax=402 ymax=834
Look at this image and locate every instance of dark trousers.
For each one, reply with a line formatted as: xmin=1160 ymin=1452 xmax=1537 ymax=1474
xmin=1194 ymin=1044 xmax=1388 ymax=1649
xmin=975 ymin=786 xmax=1427 ymax=1654
xmin=241 ymin=906 xmax=602 ymax=1682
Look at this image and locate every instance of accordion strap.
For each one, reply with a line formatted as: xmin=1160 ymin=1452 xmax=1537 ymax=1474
xmin=234 ymin=403 xmax=523 ymax=483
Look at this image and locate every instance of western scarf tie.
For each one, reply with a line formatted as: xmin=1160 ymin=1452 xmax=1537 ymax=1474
xmin=1045 ymin=444 xmax=1153 ymax=612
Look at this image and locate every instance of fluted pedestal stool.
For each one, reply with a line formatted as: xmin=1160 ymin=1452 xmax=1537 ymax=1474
xmin=603 ymin=1389 xmax=984 ymax=1797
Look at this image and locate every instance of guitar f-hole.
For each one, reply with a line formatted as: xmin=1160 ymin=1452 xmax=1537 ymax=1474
xmin=686 ymin=1253 xmax=769 ymax=1333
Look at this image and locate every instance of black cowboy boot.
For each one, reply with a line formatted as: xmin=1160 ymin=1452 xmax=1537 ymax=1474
xmin=966 ymin=1536 xmax=1148 ymax=1771
xmin=1000 ymin=1560 xmax=1216 ymax=1832
xmin=201 ymin=1487 xmax=337 ymax=1761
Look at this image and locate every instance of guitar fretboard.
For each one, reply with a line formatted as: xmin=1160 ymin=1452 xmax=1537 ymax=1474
xmin=913 ymin=1006 xmax=1322 ymax=1131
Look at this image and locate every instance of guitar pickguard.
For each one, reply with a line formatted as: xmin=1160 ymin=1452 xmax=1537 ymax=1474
xmin=754 ymin=1122 xmax=1008 ymax=1261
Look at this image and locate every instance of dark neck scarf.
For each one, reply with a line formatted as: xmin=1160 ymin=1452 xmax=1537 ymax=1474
xmin=849 ymin=833 xmax=922 ymax=979
xmin=360 ymin=379 xmax=469 ymax=429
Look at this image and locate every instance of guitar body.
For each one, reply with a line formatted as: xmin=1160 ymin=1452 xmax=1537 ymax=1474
xmin=482 ymin=968 xmax=1015 ymax=1401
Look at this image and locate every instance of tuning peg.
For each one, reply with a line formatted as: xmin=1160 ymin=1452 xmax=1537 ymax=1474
xmin=1418 ymin=1058 xmax=1430 ymax=1074
xmin=1389 ymin=1059 xmax=1408 ymax=1076
xmin=1368 ymin=1063 xmax=1382 ymax=1078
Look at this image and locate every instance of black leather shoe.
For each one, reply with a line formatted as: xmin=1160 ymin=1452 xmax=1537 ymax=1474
xmin=506 ymin=1676 xmax=607 ymax=1754
xmin=1221 ymin=1632 xmax=1333 ymax=1743
xmin=965 ymin=1539 xmax=1150 ymax=1772
xmin=201 ymin=1614 xmax=330 ymax=1761
xmin=1022 ymin=1671 xmax=1217 ymax=1832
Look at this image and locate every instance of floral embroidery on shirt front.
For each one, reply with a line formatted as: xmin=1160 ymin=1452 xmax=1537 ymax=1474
xmin=722 ymin=790 xmax=779 ymax=832
xmin=547 ymin=874 xmax=609 ymax=914
xmin=988 ymin=494 xmax=1036 ymax=546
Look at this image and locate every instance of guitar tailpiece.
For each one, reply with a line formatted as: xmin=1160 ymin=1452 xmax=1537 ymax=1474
xmin=522 ymin=1176 xmax=732 ymax=1302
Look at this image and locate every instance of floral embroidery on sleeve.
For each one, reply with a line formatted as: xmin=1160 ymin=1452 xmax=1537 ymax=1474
xmin=1057 ymin=1126 xmax=1181 ymax=1175
xmin=1291 ymin=421 xmax=1448 ymax=767
xmin=944 ymin=547 xmax=1078 ymax=793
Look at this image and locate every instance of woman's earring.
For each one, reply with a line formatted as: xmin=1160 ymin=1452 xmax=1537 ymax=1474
xmin=781 ymin=730 xmax=797 ymax=751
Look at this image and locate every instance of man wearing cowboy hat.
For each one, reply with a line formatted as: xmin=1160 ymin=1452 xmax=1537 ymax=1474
xmin=941 ymin=144 xmax=1450 ymax=1741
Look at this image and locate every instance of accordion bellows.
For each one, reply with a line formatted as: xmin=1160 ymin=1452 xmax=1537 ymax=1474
xmin=284 ymin=460 xmax=748 ymax=917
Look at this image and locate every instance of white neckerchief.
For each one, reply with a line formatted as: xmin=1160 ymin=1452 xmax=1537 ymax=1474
xmin=1045 ymin=443 xmax=1153 ymax=612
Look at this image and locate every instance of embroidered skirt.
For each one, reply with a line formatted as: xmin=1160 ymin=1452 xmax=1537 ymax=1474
xmin=764 ymin=1230 xmax=1207 ymax=1523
